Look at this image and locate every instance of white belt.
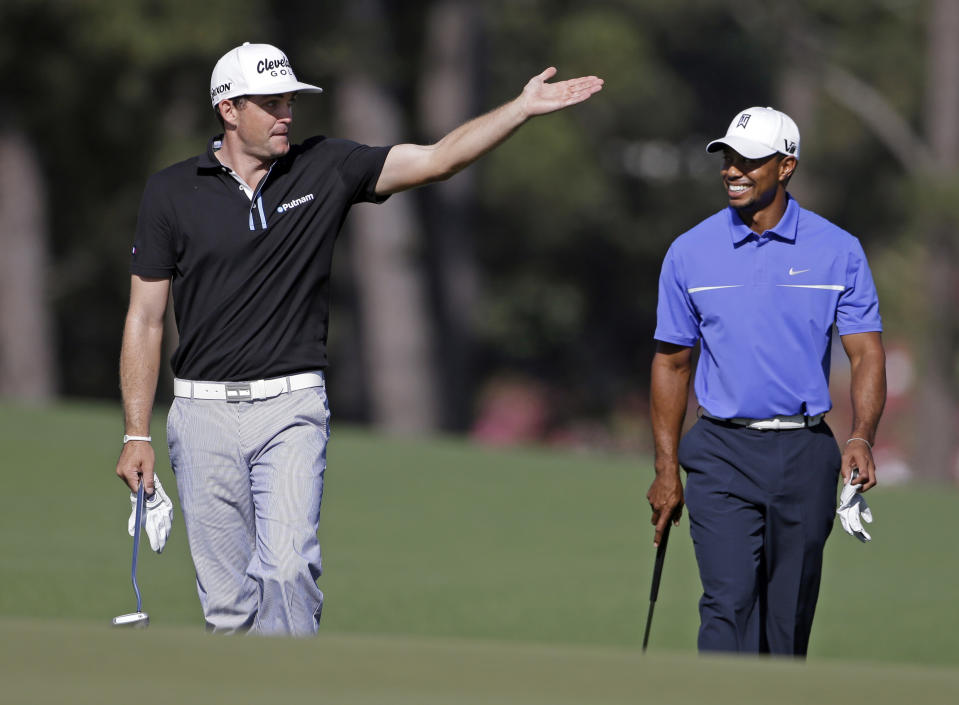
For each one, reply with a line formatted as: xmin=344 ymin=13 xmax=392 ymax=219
xmin=702 ymin=411 xmax=824 ymax=430
xmin=173 ymin=372 xmax=325 ymax=402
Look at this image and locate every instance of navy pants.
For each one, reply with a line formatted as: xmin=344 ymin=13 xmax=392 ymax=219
xmin=678 ymin=417 xmax=840 ymax=656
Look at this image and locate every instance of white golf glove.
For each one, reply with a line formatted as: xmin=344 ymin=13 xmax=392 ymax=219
xmin=128 ymin=475 xmax=174 ymax=553
xmin=836 ymin=472 xmax=873 ymax=543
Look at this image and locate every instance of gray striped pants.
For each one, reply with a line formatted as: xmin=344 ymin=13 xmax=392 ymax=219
xmin=166 ymin=384 xmax=330 ymax=636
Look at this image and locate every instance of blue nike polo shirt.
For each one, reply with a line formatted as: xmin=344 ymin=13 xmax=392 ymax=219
xmin=654 ymin=194 xmax=882 ymax=419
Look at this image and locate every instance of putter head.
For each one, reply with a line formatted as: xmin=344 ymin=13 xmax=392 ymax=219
xmin=112 ymin=611 xmax=150 ymax=628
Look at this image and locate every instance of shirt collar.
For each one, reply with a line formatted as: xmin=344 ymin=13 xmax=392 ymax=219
xmin=727 ymin=193 xmax=799 ymax=244
xmin=197 ymin=134 xmax=226 ymax=171
xmin=196 ymin=134 xmax=288 ymax=178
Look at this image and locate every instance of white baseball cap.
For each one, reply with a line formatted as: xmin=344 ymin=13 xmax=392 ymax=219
xmin=210 ymin=42 xmax=323 ymax=107
xmin=706 ymin=106 xmax=800 ymax=160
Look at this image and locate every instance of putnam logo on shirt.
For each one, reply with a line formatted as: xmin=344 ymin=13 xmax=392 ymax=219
xmin=277 ymin=193 xmax=315 ymax=214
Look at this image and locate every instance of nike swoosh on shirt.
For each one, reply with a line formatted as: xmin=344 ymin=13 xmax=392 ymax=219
xmin=777 ymin=284 xmax=846 ymax=291
xmin=788 ymin=267 xmax=810 ymax=275
xmin=686 ymin=285 xmax=744 ymax=294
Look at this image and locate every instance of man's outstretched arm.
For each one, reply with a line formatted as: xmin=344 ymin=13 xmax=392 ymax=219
xmin=375 ymin=67 xmax=603 ymax=195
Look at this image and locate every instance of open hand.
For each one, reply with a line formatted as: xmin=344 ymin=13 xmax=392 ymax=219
xmin=519 ymin=67 xmax=604 ymax=117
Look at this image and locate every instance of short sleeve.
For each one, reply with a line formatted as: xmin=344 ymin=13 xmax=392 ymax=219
xmin=654 ymin=243 xmax=700 ymax=346
xmin=836 ymin=239 xmax=882 ymax=335
xmin=130 ymin=175 xmax=177 ymax=278
xmin=337 ymin=142 xmax=392 ymax=205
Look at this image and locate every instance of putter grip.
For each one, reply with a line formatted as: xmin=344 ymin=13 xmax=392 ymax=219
xmin=649 ymin=521 xmax=671 ymax=602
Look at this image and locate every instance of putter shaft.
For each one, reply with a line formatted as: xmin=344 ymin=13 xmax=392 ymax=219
xmin=642 ymin=520 xmax=672 ymax=652
xmin=113 ymin=480 xmax=149 ymax=627
xmin=131 ymin=480 xmax=144 ymax=613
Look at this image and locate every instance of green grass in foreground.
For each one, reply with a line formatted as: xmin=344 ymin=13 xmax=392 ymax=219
xmin=0 ymin=400 xmax=957 ymax=671
xmin=2 ymin=618 xmax=958 ymax=705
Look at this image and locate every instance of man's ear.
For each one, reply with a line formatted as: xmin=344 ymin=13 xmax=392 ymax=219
xmin=218 ymin=100 xmax=238 ymax=128
xmin=779 ymin=155 xmax=797 ymax=182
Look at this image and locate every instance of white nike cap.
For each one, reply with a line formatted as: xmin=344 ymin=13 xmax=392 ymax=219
xmin=706 ymin=106 xmax=800 ymax=160
xmin=210 ymin=42 xmax=323 ymax=107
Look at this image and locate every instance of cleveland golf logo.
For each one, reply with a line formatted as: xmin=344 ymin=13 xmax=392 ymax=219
xmin=737 ymin=113 xmax=751 ymax=128
xmin=258 ymin=56 xmax=295 ymax=77
xmin=277 ymin=193 xmax=315 ymax=214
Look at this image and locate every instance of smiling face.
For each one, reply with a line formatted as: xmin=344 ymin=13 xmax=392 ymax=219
xmin=719 ymin=147 xmax=796 ymax=232
xmin=221 ymin=92 xmax=297 ymax=162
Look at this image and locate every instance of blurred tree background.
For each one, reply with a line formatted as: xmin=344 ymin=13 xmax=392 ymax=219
xmin=0 ymin=0 xmax=956 ymax=483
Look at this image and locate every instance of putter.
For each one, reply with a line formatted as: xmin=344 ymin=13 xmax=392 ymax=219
xmin=641 ymin=519 xmax=671 ymax=652
xmin=112 ymin=480 xmax=150 ymax=628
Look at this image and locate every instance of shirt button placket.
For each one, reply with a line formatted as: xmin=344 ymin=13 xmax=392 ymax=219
xmin=755 ymin=234 xmax=770 ymax=285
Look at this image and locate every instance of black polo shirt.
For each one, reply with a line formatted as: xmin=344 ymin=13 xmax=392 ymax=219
xmin=131 ymin=135 xmax=391 ymax=381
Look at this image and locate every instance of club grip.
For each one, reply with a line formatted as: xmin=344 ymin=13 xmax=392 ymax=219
xmin=649 ymin=521 xmax=671 ymax=602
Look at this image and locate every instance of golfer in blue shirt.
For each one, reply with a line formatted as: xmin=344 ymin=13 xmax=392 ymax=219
xmin=647 ymin=107 xmax=886 ymax=656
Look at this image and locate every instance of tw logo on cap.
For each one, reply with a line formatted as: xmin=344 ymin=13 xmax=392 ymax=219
xmin=737 ymin=114 xmax=751 ymax=129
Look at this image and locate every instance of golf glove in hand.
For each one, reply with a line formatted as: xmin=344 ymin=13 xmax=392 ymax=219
xmin=128 ymin=475 xmax=174 ymax=553
xmin=837 ymin=474 xmax=872 ymax=543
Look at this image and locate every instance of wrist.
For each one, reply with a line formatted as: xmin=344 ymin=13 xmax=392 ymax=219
xmin=123 ymin=434 xmax=152 ymax=444
xmin=511 ymin=94 xmax=532 ymax=123
xmin=845 ymin=436 xmax=872 ymax=450
xmin=653 ymin=459 xmax=681 ymax=478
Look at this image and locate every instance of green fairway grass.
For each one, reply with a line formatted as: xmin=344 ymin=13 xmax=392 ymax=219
xmin=2 ymin=617 xmax=957 ymax=705
xmin=1 ymin=399 xmax=957 ymax=686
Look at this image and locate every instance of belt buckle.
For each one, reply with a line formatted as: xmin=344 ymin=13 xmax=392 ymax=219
xmin=224 ymin=382 xmax=252 ymax=402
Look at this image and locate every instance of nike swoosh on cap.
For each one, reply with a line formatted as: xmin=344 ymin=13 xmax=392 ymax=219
xmin=788 ymin=267 xmax=810 ymax=275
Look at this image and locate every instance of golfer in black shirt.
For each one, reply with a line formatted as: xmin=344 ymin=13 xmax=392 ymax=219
xmin=115 ymin=42 xmax=603 ymax=634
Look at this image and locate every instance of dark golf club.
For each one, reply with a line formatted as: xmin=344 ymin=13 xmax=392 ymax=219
xmin=642 ymin=519 xmax=671 ymax=652
xmin=112 ymin=479 xmax=150 ymax=628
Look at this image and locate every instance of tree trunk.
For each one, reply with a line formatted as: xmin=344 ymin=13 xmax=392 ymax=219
xmin=0 ymin=129 xmax=56 ymax=400
xmin=777 ymin=24 xmax=822 ymax=205
xmin=334 ymin=72 xmax=440 ymax=433
xmin=418 ymin=0 xmax=482 ymax=430
xmin=915 ymin=0 xmax=959 ymax=482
